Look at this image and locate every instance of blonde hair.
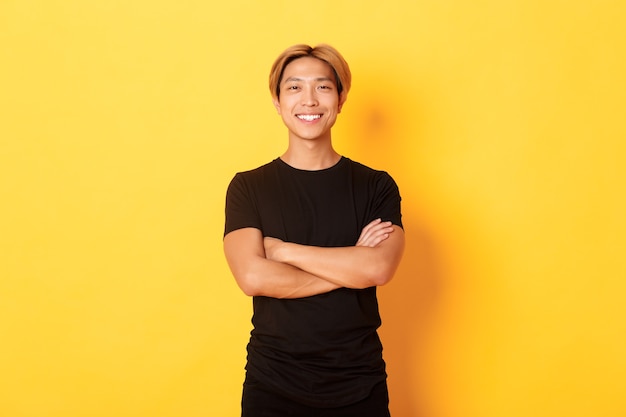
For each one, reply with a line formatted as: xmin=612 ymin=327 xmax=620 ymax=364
xmin=269 ymin=44 xmax=352 ymax=100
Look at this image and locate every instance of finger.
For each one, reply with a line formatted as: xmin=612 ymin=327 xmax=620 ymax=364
xmin=357 ymin=232 xmax=389 ymax=248
xmin=362 ymin=222 xmax=393 ymax=240
xmin=356 ymin=220 xmax=379 ymax=245
xmin=357 ymin=222 xmax=394 ymax=247
xmin=359 ymin=218 xmax=382 ymax=237
xmin=357 ymin=220 xmax=391 ymax=244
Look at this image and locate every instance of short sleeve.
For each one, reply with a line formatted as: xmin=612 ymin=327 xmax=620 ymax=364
xmin=224 ymin=173 xmax=262 ymax=237
xmin=372 ymin=172 xmax=403 ymax=229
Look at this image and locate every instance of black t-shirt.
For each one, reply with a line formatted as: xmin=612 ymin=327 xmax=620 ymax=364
xmin=224 ymin=156 xmax=402 ymax=407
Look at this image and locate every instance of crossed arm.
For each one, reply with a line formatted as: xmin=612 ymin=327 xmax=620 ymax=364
xmin=223 ymin=219 xmax=405 ymax=299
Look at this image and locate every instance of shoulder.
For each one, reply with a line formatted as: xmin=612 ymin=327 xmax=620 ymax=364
xmin=343 ymin=157 xmax=397 ymax=184
xmin=228 ymin=159 xmax=280 ymax=187
xmin=234 ymin=159 xmax=279 ymax=178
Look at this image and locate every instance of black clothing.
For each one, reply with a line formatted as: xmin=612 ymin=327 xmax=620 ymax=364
xmin=242 ymin=376 xmax=390 ymax=417
xmin=224 ymin=157 xmax=402 ymax=408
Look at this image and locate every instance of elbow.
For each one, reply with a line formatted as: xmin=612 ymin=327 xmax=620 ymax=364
xmin=235 ymin=270 xmax=263 ymax=297
xmin=366 ymin=262 xmax=399 ymax=287
xmin=367 ymin=243 xmax=404 ymax=287
xmin=369 ymin=271 xmax=394 ymax=287
xmin=239 ymin=283 xmax=258 ymax=297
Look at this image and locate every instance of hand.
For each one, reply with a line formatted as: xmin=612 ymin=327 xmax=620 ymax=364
xmin=263 ymin=236 xmax=284 ymax=261
xmin=356 ymin=219 xmax=394 ymax=248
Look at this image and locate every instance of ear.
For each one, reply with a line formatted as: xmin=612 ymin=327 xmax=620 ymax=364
xmin=337 ymin=91 xmax=347 ymax=113
xmin=272 ymin=97 xmax=281 ymax=114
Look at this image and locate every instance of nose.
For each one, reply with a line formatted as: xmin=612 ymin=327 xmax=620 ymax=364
xmin=301 ymin=86 xmax=318 ymax=106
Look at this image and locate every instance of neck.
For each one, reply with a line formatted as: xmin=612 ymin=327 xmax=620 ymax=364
xmin=280 ymin=139 xmax=341 ymax=171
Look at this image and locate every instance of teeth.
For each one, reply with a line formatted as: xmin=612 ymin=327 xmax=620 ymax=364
xmin=297 ymin=114 xmax=321 ymax=121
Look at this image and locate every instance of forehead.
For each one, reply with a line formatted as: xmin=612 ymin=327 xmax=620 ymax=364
xmin=281 ymin=57 xmax=336 ymax=82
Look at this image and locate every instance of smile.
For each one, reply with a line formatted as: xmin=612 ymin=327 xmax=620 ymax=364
xmin=296 ymin=114 xmax=322 ymax=121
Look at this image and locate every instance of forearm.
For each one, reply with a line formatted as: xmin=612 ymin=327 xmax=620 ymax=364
xmin=231 ymin=255 xmax=341 ymax=298
xmin=223 ymin=228 xmax=341 ymax=299
xmin=271 ymin=245 xmax=383 ymax=288
xmin=268 ymin=228 xmax=405 ymax=289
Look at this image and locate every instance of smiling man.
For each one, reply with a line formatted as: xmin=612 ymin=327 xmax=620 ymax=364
xmin=223 ymin=44 xmax=405 ymax=417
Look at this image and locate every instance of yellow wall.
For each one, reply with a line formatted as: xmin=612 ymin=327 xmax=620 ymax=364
xmin=1 ymin=1 xmax=624 ymax=416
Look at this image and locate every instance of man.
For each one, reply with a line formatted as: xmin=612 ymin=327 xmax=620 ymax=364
xmin=223 ymin=44 xmax=405 ymax=417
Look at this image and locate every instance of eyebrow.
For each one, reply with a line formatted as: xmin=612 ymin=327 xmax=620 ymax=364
xmin=283 ymin=76 xmax=334 ymax=83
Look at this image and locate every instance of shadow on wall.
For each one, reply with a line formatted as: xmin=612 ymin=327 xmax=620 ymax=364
xmin=345 ymin=73 xmax=447 ymax=416
xmin=379 ymin=217 xmax=445 ymax=417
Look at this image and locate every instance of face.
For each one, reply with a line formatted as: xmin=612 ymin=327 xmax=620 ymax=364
xmin=273 ymin=57 xmax=346 ymax=143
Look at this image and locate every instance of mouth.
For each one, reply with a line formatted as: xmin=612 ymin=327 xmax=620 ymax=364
xmin=296 ymin=114 xmax=322 ymax=122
